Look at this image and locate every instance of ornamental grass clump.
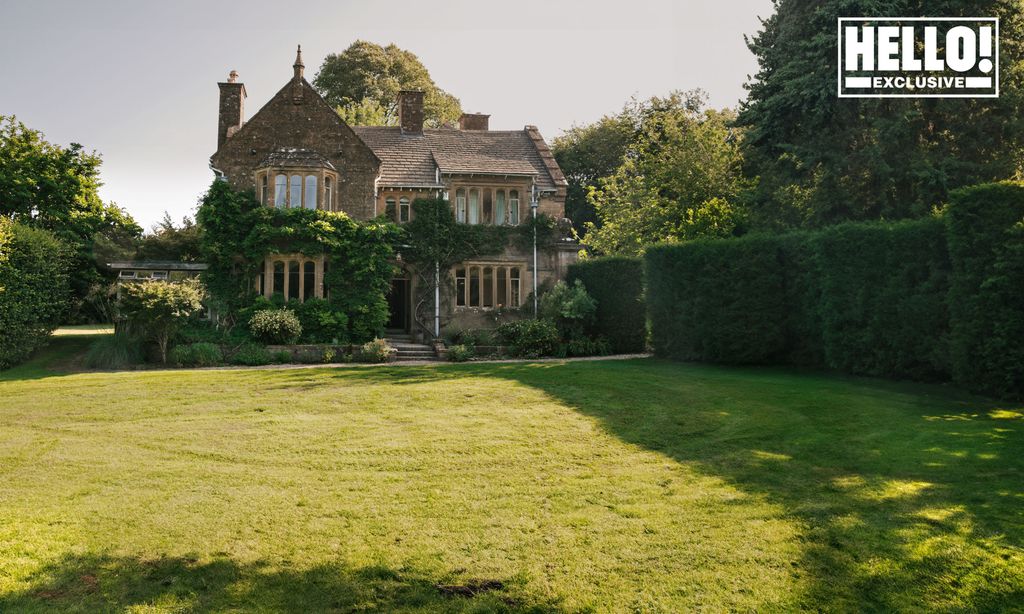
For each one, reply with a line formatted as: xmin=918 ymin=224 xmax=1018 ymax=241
xmin=249 ymin=309 xmax=302 ymax=345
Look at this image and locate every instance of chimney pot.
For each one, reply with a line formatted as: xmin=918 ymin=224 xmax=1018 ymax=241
xmin=398 ymin=90 xmax=424 ymax=134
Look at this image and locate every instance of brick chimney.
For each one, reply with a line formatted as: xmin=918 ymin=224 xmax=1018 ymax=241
xmin=459 ymin=113 xmax=490 ymax=131
xmin=398 ymin=90 xmax=424 ymax=134
xmin=217 ymin=70 xmax=246 ymax=148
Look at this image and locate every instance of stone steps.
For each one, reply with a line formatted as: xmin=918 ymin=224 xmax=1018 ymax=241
xmin=385 ymin=337 xmax=439 ymax=361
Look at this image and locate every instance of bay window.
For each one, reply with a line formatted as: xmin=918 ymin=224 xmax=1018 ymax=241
xmin=274 ymin=175 xmax=287 ymax=207
xmin=289 ymin=175 xmax=302 ymax=207
xmin=304 ymin=175 xmax=317 ymax=209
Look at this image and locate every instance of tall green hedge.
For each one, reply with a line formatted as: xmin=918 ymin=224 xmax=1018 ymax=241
xmin=946 ymin=182 xmax=1024 ymax=399
xmin=646 ymin=183 xmax=1024 ymax=398
xmin=0 ymin=218 xmax=71 ymax=369
xmin=567 ymin=256 xmax=646 ymax=353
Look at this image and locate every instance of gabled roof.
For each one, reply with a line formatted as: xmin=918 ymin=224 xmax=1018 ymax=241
xmin=351 ymin=126 xmax=567 ymax=191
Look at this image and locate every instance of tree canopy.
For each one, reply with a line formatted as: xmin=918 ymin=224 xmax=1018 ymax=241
xmin=583 ymin=91 xmax=750 ymax=256
xmin=313 ymin=41 xmax=462 ymax=128
xmin=0 ymin=115 xmax=141 ymax=319
xmin=737 ymin=0 xmax=1024 ymax=229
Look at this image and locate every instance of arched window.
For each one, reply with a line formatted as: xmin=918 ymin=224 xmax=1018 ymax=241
xmin=324 ymin=177 xmax=332 ymax=210
xmin=455 ymin=189 xmax=466 ymax=222
xmin=272 ymin=261 xmax=285 ymax=296
xmin=495 ymin=190 xmax=506 ymax=225
xmin=304 ymin=175 xmax=317 ymax=209
xmin=260 ymin=175 xmax=269 ymax=205
xmin=508 ymin=190 xmax=520 ymax=225
xmin=468 ymin=189 xmax=480 ymax=225
xmin=289 ymin=176 xmax=302 ymax=208
xmin=303 ymin=261 xmax=315 ymax=300
xmin=385 ymin=197 xmax=397 ymax=221
xmin=288 ymin=261 xmax=300 ymax=299
xmin=399 ymin=197 xmax=410 ymax=223
xmin=274 ymin=175 xmax=287 ymax=208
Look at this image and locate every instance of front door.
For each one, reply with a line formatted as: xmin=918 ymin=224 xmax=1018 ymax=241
xmin=386 ymin=278 xmax=410 ymax=331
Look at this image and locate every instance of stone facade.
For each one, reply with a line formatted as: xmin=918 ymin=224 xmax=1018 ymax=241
xmin=209 ymin=47 xmax=575 ymax=338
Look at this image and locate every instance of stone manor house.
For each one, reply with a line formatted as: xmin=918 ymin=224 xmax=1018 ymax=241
xmin=208 ymin=47 xmax=577 ymax=335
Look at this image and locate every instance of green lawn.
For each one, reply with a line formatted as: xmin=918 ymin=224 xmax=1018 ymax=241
xmin=0 ymin=335 xmax=1021 ymax=612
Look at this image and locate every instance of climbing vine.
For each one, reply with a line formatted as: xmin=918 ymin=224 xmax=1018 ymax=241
xmin=398 ymin=198 xmax=557 ymax=332
xmin=196 ymin=180 xmax=400 ymax=341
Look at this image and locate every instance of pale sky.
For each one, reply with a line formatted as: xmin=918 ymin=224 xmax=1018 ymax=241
xmin=0 ymin=0 xmax=773 ymax=230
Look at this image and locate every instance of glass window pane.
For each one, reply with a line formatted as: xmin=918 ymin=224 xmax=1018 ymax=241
xmin=304 ymin=175 xmax=317 ymax=209
xmin=469 ymin=266 xmax=480 ymax=307
xmin=495 ymin=190 xmax=506 ymax=226
xmin=288 ymin=261 xmax=299 ymax=300
xmin=290 ymin=176 xmax=301 ymax=208
xmin=273 ymin=261 xmax=285 ymax=295
xmin=497 ymin=267 xmax=507 ymax=306
xmin=468 ymin=189 xmax=480 ymax=225
xmin=275 ymin=175 xmax=287 ymax=207
xmin=482 ymin=266 xmax=493 ymax=307
xmin=509 ymin=190 xmax=520 ymax=225
xmin=303 ymin=261 xmax=315 ymax=300
xmin=482 ymin=189 xmax=492 ymax=224
xmin=510 ymin=267 xmax=520 ymax=306
xmin=385 ymin=197 xmax=396 ymax=220
xmin=324 ymin=178 xmax=332 ymax=210
xmin=455 ymin=268 xmax=466 ymax=306
xmin=399 ymin=197 xmax=410 ymax=223
xmin=261 ymin=175 xmax=269 ymax=205
xmin=455 ymin=189 xmax=466 ymax=223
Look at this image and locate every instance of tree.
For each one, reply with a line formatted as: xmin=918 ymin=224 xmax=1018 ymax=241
xmin=552 ymin=110 xmax=635 ymax=235
xmin=0 ymin=116 xmax=142 ymax=318
xmin=135 ymin=212 xmax=201 ymax=262
xmin=118 ymin=279 xmax=203 ymax=364
xmin=0 ymin=218 xmax=71 ymax=369
xmin=737 ymin=0 xmax=1024 ymax=230
xmin=584 ymin=91 xmax=750 ymax=256
xmin=313 ymin=41 xmax=462 ymax=127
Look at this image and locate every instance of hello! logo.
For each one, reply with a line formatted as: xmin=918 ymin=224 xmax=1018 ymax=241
xmin=838 ymin=17 xmax=999 ymax=98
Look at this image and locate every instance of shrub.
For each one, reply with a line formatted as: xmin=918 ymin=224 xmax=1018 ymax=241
xmin=168 ymin=344 xmax=193 ymax=366
xmin=248 ymin=309 xmax=302 ymax=344
xmin=169 ymin=342 xmax=223 ymax=367
xmin=321 ymin=347 xmax=337 ymax=363
xmin=946 ymin=182 xmax=1024 ymax=398
xmin=231 ymin=343 xmax=272 ymax=366
xmin=566 ymin=336 xmax=612 ymax=357
xmin=119 ymin=279 xmax=204 ymax=363
xmin=357 ymin=338 xmax=392 ymax=363
xmin=497 ymin=319 xmax=559 ymax=358
xmin=83 ymin=334 xmax=144 ymax=369
xmin=272 ymin=350 xmax=293 ymax=364
xmin=447 ymin=344 xmax=474 ymax=362
xmin=567 ymin=257 xmax=646 ymax=353
xmin=539 ymin=280 xmax=597 ymax=342
xmin=0 ymin=219 xmax=71 ymax=369
xmin=291 ymin=298 xmax=349 ymax=344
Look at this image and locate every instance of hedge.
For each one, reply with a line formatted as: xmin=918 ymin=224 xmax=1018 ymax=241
xmin=946 ymin=182 xmax=1024 ymax=399
xmin=645 ymin=184 xmax=1024 ymax=397
xmin=0 ymin=218 xmax=71 ymax=369
xmin=567 ymin=256 xmax=646 ymax=353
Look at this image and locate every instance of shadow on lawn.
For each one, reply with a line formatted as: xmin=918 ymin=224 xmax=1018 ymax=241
xmin=0 ymin=553 xmax=563 ymax=613
xmin=314 ymin=359 xmax=1024 ymax=610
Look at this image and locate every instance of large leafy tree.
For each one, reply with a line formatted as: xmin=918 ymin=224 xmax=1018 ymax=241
xmin=0 ymin=116 xmax=142 ymax=318
xmin=136 ymin=212 xmax=201 ymax=262
xmin=552 ymin=110 xmax=635 ymax=235
xmin=313 ymin=41 xmax=462 ymax=128
xmin=738 ymin=0 xmax=1024 ymax=229
xmin=584 ymin=91 xmax=751 ymax=256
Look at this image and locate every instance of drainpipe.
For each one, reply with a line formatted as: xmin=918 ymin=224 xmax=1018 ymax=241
xmin=531 ymin=182 xmax=539 ymax=317
xmin=434 ymin=261 xmax=440 ymax=338
xmin=209 ymin=163 xmax=227 ymax=182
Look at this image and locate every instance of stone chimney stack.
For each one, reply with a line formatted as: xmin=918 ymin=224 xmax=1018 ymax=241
xmin=459 ymin=113 xmax=490 ymax=131
xmin=217 ymin=71 xmax=246 ymax=149
xmin=398 ymin=90 xmax=424 ymax=135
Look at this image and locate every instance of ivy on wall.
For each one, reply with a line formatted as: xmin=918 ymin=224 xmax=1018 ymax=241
xmin=398 ymin=198 xmax=556 ymax=331
xmin=196 ymin=181 xmax=400 ymax=341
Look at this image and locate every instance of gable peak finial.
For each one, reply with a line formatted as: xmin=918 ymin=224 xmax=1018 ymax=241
xmin=293 ymin=45 xmax=304 ymax=79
